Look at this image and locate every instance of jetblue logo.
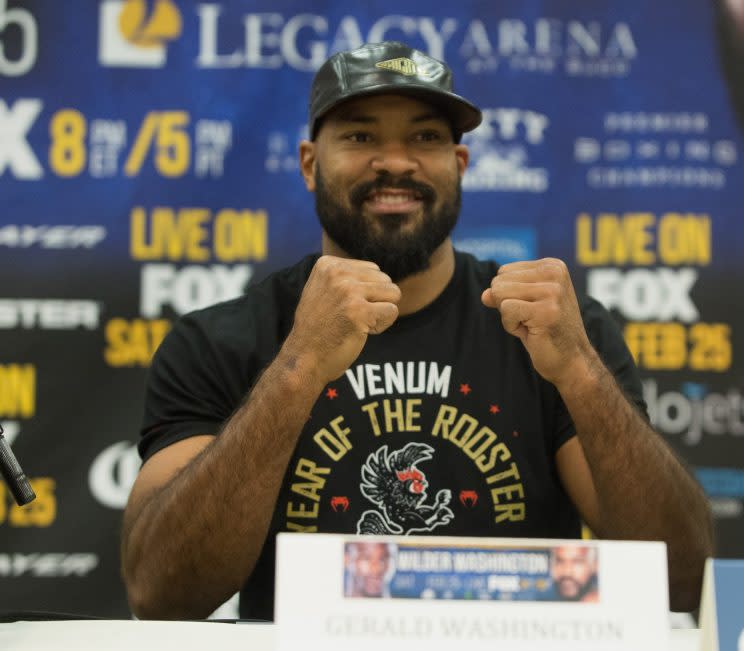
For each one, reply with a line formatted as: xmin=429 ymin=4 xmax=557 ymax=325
xmin=644 ymin=380 xmax=744 ymax=446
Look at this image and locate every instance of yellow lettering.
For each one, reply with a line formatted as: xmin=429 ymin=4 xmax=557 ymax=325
xmin=494 ymin=502 xmax=526 ymax=523
xmin=104 ymin=319 xmax=171 ymax=367
xmin=476 ymin=441 xmax=511 ymax=474
xmin=0 ymin=364 xmax=35 ymax=418
xmin=490 ymin=483 xmax=525 ymax=503
xmin=405 ymin=399 xmax=421 ymax=432
xmin=291 ymin=458 xmax=330 ymax=501
xmin=578 ymin=212 xmax=711 ymax=267
xmin=9 ymin=478 xmax=56 ymax=527
xmin=384 ymin=399 xmax=405 ymax=432
xmin=431 ymin=404 xmax=458 ymax=438
xmin=130 ymin=206 xmax=268 ymax=262
xmin=576 ymin=213 xmax=600 ymax=265
xmin=360 ymin=402 xmax=382 ymax=436
xmin=576 ymin=212 xmax=655 ymax=265
xmin=624 ymin=322 xmax=686 ymax=370
xmin=49 ymin=109 xmax=87 ymax=177
xmin=286 ymin=501 xmax=319 ymax=518
xmin=689 ymin=323 xmax=731 ymax=372
xmin=182 ymin=208 xmax=210 ymax=261
xmin=130 ymin=207 xmax=153 ymax=259
xmin=485 ymin=462 xmax=521 ymax=484
xmin=658 ymin=213 xmax=710 ymax=265
xmin=214 ymin=209 xmax=268 ymax=262
xmin=286 ymin=523 xmax=317 ymax=532
xmin=360 ymin=399 xmax=422 ymax=435
xmin=462 ymin=426 xmax=498 ymax=461
xmin=449 ymin=414 xmax=479 ymax=448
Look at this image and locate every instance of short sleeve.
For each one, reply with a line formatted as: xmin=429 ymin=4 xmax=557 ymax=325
xmin=138 ymin=314 xmax=240 ymax=462
xmin=580 ymin=295 xmax=648 ymax=418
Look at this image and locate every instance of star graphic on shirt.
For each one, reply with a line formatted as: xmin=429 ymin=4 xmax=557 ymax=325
xmin=459 ymin=383 xmax=472 ymax=395
xmin=489 ymin=404 xmax=500 ymax=414
xmin=326 ymin=387 xmax=338 ymax=400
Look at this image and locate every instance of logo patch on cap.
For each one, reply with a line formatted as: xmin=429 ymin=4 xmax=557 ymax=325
xmin=375 ymin=57 xmax=430 ymax=77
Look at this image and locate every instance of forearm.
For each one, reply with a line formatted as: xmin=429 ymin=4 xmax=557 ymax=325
xmin=558 ymin=350 xmax=713 ymax=610
xmin=122 ymin=345 xmax=324 ymax=619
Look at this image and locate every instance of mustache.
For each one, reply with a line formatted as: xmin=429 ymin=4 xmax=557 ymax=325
xmin=349 ymin=174 xmax=436 ymax=207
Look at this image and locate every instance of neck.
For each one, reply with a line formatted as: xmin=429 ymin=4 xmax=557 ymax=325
xmin=321 ymin=233 xmax=455 ymax=316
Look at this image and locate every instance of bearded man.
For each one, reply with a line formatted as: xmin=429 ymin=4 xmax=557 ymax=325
xmin=121 ymin=41 xmax=712 ymax=621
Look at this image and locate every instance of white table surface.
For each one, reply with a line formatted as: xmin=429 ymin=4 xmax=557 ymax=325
xmin=0 ymin=619 xmax=700 ymax=651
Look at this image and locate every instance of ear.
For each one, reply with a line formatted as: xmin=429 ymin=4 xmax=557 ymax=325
xmin=299 ymin=140 xmax=317 ymax=191
xmin=454 ymin=144 xmax=469 ymax=178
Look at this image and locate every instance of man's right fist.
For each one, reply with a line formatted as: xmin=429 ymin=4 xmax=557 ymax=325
xmin=283 ymin=256 xmax=401 ymax=385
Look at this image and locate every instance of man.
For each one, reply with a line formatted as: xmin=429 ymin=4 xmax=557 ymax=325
xmin=550 ymin=545 xmax=599 ymax=603
xmin=344 ymin=542 xmax=394 ymax=598
xmin=120 ymin=41 xmax=712 ymax=621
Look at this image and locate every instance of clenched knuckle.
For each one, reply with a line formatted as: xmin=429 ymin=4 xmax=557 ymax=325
xmin=540 ymin=257 xmax=566 ymax=278
xmin=332 ymin=275 xmax=352 ymax=293
xmin=546 ymin=302 xmax=561 ymax=322
xmin=316 ymin=255 xmax=335 ymax=272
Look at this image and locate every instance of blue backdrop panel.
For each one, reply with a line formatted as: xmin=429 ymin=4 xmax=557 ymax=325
xmin=1 ymin=0 xmax=742 ymax=616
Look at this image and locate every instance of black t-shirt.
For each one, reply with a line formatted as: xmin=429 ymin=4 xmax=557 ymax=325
xmin=139 ymin=250 xmax=646 ymax=620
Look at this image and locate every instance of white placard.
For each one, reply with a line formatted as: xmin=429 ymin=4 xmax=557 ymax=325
xmin=275 ymin=533 xmax=669 ymax=651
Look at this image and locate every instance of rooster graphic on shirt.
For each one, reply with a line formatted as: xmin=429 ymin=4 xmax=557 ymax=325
xmin=356 ymin=442 xmax=454 ymax=534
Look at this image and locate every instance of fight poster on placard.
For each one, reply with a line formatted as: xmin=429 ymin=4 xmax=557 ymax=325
xmin=343 ymin=541 xmax=600 ymax=603
xmin=1 ymin=0 xmax=743 ymax=616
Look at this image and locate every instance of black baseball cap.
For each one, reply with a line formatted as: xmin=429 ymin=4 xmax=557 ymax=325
xmin=308 ymin=41 xmax=482 ymax=140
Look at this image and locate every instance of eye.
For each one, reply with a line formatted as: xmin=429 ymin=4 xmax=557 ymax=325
xmin=414 ymin=129 xmax=444 ymax=143
xmin=345 ymin=131 xmax=373 ymax=143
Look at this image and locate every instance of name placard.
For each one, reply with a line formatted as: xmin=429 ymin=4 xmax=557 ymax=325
xmin=700 ymin=558 xmax=744 ymax=651
xmin=275 ymin=534 xmax=669 ymax=651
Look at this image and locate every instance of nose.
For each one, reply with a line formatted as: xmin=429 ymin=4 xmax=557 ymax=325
xmin=370 ymin=142 xmax=419 ymax=177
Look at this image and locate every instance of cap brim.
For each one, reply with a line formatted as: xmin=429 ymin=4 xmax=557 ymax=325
xmin=311 ymin=83 xmax=482 ymax=139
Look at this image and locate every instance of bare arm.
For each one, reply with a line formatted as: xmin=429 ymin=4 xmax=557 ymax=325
xmin=121 ymin=256 xmax=400 ymax=619
xmin=483 ymin=258 xmax=713 ymax=612
xmin=555 ymin=352 xmax=712 ymax=611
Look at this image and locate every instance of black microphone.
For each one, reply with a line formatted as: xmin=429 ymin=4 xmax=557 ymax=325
xmin=0 ymin=424 xmax=36 ymax=506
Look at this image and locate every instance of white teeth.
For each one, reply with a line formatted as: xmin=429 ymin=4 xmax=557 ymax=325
xmin=370 ymin=193 xmax=416 ymax=204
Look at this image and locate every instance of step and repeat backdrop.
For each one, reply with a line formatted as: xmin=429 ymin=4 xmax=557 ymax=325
xmin=2 ymin=0 xmax=743 ymax=617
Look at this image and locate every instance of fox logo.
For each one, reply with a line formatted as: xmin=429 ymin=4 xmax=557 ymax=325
xmin=356 ymin=443 xmax=453 ymax=535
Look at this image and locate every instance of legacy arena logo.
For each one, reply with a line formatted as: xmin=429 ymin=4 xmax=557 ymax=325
xmin=99 ymin=0 xmax=182 ymax=67
xmin=462 ymin=108 xmax=549 ymax=192
xmin=99 ymin=4 xmax=637 ymax=77
xmin=644 ymin=380 xmax=744 ymax=446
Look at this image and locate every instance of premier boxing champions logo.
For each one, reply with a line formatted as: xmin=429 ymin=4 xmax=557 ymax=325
xmin=357 ymin=442 xmax=454 ymax=535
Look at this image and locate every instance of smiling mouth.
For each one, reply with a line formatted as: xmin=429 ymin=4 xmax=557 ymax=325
xmin=364 ymin=189 xmax=423 ymax=214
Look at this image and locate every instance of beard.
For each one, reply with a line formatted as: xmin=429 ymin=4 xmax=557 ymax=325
xmin=556 ymin=575 xmax=598 ymax=601
xmin=314 ymin=166 xmax=461 ymax=282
